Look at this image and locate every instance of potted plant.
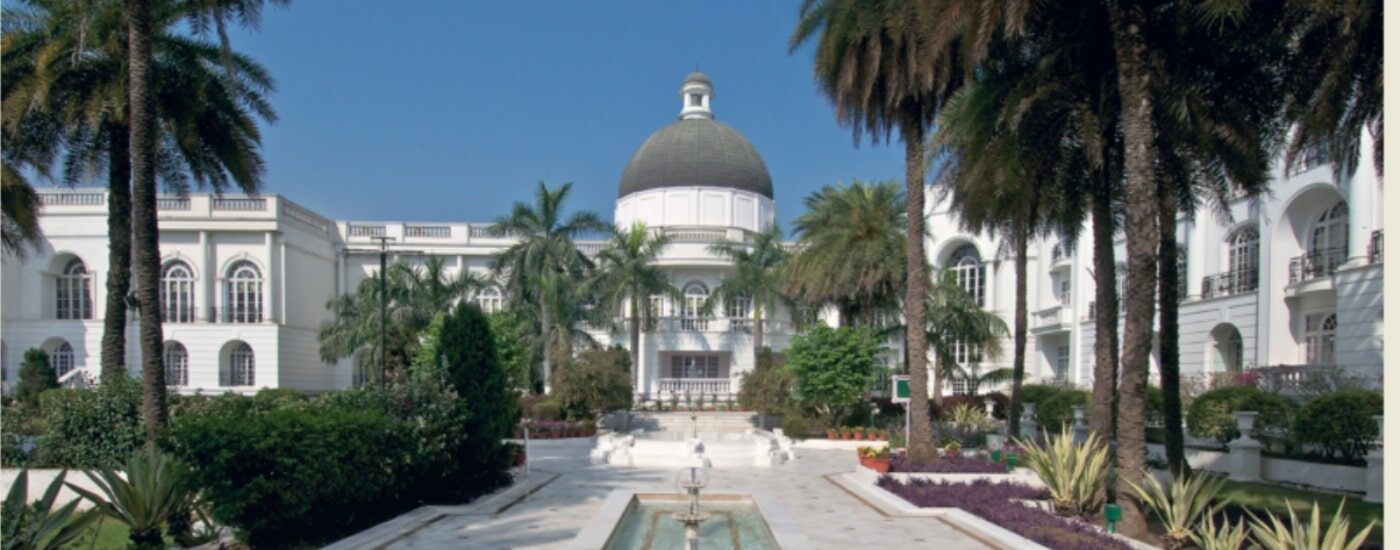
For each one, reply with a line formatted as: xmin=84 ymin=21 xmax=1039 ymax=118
xmin=878 ymin=429 xmax=889 ymax=441
xmin=839 ymin=427 xmax=852 ymax=440
xmin=853 ymin=427 xmax=866 ymax=440
xmin=942 ymin=440 xmax=962 ymax=458
xmin=858 ymin=446 xmax=892 ymax=473
xmin=827 ymin=428 xmax=839 ymax=440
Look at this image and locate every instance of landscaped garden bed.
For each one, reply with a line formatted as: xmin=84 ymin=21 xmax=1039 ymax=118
xmin=877 ymin=477 xmax=1131 ymax=550
xmin=889 ymin=453 xmax=1008 ymax=474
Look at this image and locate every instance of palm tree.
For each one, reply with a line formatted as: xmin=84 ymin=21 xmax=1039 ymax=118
xmin=530 ymin=271 xmax=601 ymax=388
xmin=790 ymin=0 xmax=1006 ymax=461
xmin=320 ymin=257 xmax=482 ymax=384
xmin=4 ymin=0 xmax=275 ymax=384
xmin=706 ymin=225 xmax=791 ymax=366
xmin=926 ymin=269 xmax=1008 ymax=398
xmin=1274 ymin=0 xmax=1382 ymax=178
xmin=587 ymin=223 xmax=680 ymax=388
xmin=489 ymin=182 xmax=608 ymax=392
xmin=0 ymin=170 xmax=43 ymax=257
xmin=785 ymin=180 xmax=905 ymax=327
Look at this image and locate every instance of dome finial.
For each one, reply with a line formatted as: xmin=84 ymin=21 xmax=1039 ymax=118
xmin=680 ymin=71 xmax=713 ymax=120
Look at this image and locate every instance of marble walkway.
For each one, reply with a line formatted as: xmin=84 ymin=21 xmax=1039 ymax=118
xmin=332 ymin=439 xmax=996 ymax=549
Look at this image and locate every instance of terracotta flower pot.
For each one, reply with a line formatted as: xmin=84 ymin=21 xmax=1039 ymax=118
xmin=827 ymin=430 xmax=838 ymax=440
xmin=859 ymin=456 xmax=891 ymax=473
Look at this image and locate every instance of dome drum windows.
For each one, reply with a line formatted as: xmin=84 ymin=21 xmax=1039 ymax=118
xmin=680 ymin=283 xmax=710 ymax=331
xmin=56 ymin=258 xmax=93 ymax=320
xmin=727 ymin=294 xmax=751 ymax=331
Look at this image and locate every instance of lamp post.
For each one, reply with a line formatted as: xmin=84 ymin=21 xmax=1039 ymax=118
xmin=370 ymin=236 xmax=395 ymax=386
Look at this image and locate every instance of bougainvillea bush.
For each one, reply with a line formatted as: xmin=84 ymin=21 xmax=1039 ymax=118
xmin=877 ymin=477 xmax=1130 ymax=550
xmin=889 ymin=454 xmax=1006 ymax=473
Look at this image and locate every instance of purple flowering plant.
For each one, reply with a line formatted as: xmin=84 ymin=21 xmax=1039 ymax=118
xmin=889 ymin=454 xmax=1007 ymax=473
xmin=877 ymin=477 xmax=1131 ymax=550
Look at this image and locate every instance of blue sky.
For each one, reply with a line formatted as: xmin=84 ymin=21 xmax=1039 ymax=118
xmin=205 ymin=1 xmax=906 ymax=227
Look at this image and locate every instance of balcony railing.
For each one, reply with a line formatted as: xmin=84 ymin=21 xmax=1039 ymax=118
xmin=348 ymin=224 xmax=386 ymax=237
xmin=658 ymin=378 xmax=731 ymax=396
xmin=1289 ymin=247 xmax=1347 ymax=283
xmin=213 ymin=307 xmax=263 ymax=324
xmin=1201 ymin=269 xmax=1259 ymax=299
xmin=1369 ymin=230 xmax=1382 ymax=264
xmin=161 ymin=306 xmax=196 ymax=324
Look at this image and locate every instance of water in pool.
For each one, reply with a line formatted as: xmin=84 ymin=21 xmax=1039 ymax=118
xmin=605 ymin=498 xmax=779 ymax=550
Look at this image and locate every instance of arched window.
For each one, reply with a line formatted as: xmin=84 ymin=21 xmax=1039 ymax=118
xmin=476 ymin=286 xmax=503 ymax=314
xmin=57 ymin=258 xmax=93 ymax=319
xmin=1229 ymin=226 xmax=1260 ymax=292
xmin=224 ymin=261 xmax=263 ymax=323
xmin=1311 ymin=202 xmax=1349 ymax=255
xmin=225 ymin=342 xmax=255 ymax=386
xmin=164 ymin=342 xmax=188 ymax=386
xmin=1304 ymin=313 xmax=1337 ymax=365
xmin=49 ymin=342 xmax=74 ymax=379
xmin=948 ymin=244 xmax=984 ymax=306
xmin=161 ymin=262 xmax=195 ymax=323
xmin=681 ymin=283 xmax=709 ymax=331
xmin=1210 ymin=325 xmax=1244 ymax=373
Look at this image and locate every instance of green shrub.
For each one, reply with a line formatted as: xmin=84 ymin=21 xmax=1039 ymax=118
xmin=1186 ymin=386 xmax=1293 ymax=446
xmin=530 ymin=399 xmax=563 ymax=421
xmin=1035 ymin=389 xmax=1090 ymax=432
xmin=785 ymin=325 xmax=880 ymax=424
xmin=249 ymin=388 xmax=308 ymax=411
xmin=36 ymin=377 xmax=143 ymax=468
xmin=1018 ymin=384 xmax=1064 ymax=408
xmin=489 ymin=310 xmax=538 ymax=393
xmin=738 ymin=348 xmax=795 ymax=416
xmin=15 ymin=348 xmax=58 ymax=406
xmin=551 ymin=347 xmax=632 ymax=420
xmin=1145 ymin=384 xmax=1165 ymax=426
xmin=165 ymin=402 xmax=409 ymax=547
xmin=780 ymin=413 xmax=814 ymax=439
xmin=431 ymin=303 xmax=516 ymax=441
xmin=1293 ymin=390 xmax=1382 ymax=462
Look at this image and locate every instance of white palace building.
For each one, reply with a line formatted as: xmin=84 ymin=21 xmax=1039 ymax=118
xmin=0 ymin=72 xmax=1384 ymax=398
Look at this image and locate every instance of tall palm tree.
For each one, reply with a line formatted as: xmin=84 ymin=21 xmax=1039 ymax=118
xmin=785 ymin=180 xmax=905 ymax=327
xmin=706 ymin=225 xmax=791 ymax=366
xmin=489 ymin=182 xmax=607 ymax=392
xmin=1 ymin=167 xmax=44 ymax=257
xmin=530 ymin=270 xmax=601 ymax=388
xmin=126 ymin=0 xmax=164 ymax=441
xmin=319 ymin=257 xmax=483 ymax=384
xmin=4 ymin=0 xmax=275 ymax=383
xmin=790 ymin=0 xmax=1008 ymax=461
xmin=926 ymin=269 xmax=1008 ymax=398
xmin=588 ymin=223 xmax=680 ymax=387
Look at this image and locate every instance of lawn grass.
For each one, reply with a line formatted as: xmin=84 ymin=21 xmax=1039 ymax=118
xmin=63 ymin=518 xmax=130 ymax=549
xmin=1216 ymin=480 xmax=1382 ymax=546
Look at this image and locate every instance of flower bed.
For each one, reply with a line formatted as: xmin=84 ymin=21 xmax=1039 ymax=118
xmin=877 ymin=477 xmax=1129 ymax=550
xmin=517 ymin=420 xmax=596 ymax=439
xmin=890 ymin=454 xmax=1007 ymax=473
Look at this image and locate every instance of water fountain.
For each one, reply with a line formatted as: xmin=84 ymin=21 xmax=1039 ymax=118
xmin=672 ymin=467 xmax=709 ymax=550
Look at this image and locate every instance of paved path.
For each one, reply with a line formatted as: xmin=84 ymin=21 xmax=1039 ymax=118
xmin=360 ymin=439 xmax=993 ymax=549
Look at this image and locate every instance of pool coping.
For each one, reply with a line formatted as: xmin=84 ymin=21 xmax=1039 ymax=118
xmin=567 ymin=490 xmax=813 ymax=549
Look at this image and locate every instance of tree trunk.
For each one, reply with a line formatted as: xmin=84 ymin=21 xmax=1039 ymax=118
xmin=100 ymin=123 xmax=132 ymax=383
xmin=901 ymin=122 xmax=936 ymax=462
xmin=127 ymin=0 xmax=167 ymax=442
xmin=1158 ymin=175 xmax=1187 ymax=476
xmin=1088 ymin=179 xmax=1120 ymax=438
xmin=1007 ymin=222 xmax=1030 ymax=438
xmin=753 ymin=303 xmax=764 ymax=363
xmin=541 ymin=302 xmax=552 ymax=393
xmin=1109 ymin=1 xmax=1158 ymax=537
xmin=629 ymin=293 xmax=641 ymax=394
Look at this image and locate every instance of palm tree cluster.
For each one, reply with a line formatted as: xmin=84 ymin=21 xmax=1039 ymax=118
xmin=2 ymin=0 xmax=282 ymax=440
xmin=792 ymin=0 xmax=1380 ymax=536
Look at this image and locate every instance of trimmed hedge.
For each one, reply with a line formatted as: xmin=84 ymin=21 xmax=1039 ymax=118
xmin=165 ymin=379 xmax=512 ymax=547
xmin=1034 ymin=389 xmax=1089 ymax=432
xmin=34 ymin=376 xmax=143 ymax=468
xmin=1293 ymin=389 xmax=1382 ymax=461
xmin=1186 ymin=386 xmax=1293 ymax=446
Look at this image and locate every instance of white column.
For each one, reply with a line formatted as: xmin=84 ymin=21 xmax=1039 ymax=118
xmin=278 ymin=238 xmax=287 ymax=325
xmin=1187 ymin=218 xmax=1207 ymax=299
xmin=199 ymin=231 xmax=212 ymax=322
xmin=264 ymin=232 xmax=277 ymax=323
xmin=1346 ymin=173 xmax=1376 ymax=266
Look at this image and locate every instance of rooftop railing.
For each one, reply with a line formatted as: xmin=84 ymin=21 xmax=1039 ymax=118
xmin=40 ymin=192 xmax=106 ymax=206
xmin=211 ymin=198 xmax=267 ymax=211
xmin=405 ymin=225 xmax=450 ymax=238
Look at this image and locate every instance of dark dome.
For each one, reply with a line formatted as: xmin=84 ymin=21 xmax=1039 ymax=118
xmin=618 ymin=118 xmax=773 ymax=199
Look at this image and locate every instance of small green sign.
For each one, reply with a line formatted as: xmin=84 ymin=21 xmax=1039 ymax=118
xmin=892 ymin=375 xmax=911 ymax=403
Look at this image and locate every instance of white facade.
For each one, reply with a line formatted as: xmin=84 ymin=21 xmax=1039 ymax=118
xmin=924 ymin=131 xmax=1384 ymax=394
xmin=0 ymin=72 xmax=1382 ymax=399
